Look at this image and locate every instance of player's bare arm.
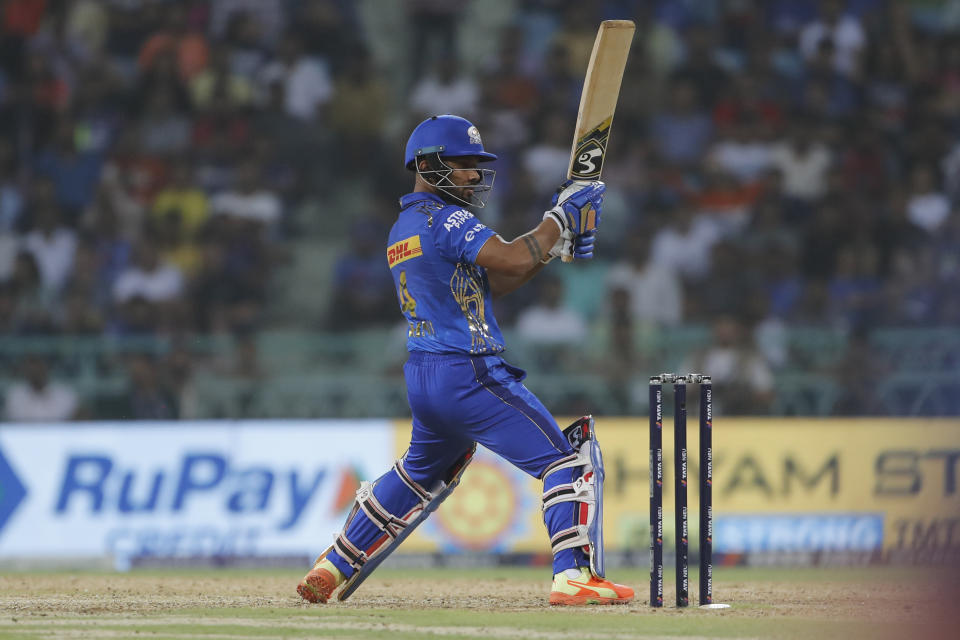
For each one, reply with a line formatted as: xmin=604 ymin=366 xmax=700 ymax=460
xmin=476 ymin=221 xmax=559 ymax=278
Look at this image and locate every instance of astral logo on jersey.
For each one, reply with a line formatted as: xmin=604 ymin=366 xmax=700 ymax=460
xmin=387 ymin=235 xmax=422 ymax=268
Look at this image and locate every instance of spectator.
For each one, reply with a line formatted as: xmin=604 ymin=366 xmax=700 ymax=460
xmin=515 ymin=275 xmax=587 ymax=344
xmin=649 ymin=202 xmax=720 ymax=281
xmin=221 ymin=11 xmax=268 ymax=81
xmin=190 ymin=42 xmax=253 ymax=110
xmin=800 ymin=200 xmax=846 ymax=279
xmin=673 ymin=21 xmax=731 ymax=107
xmin=84 ymin=190 xmax=133 ymax=300
xmin=833 ymin=329 xmax=886 ymax=415
xmin=762 ymin=245 xmax=804 ymax=319
xmin=487 ymin=32 xmax=542 ymax=115
xmin=61 ymin=242 xmax=105 ymax=334
xmin=0 ymin=139 xmax=23 ymax=233
xmin=707 ymin=118 xmax=773 ymax=184
xmin=113 ymin=240 xmax=185 ymax=305
xmin=153 ymin=206 xmax=203 ymax=279
xmin=881 ymin=246 xmax=938 ymax=326
xmin=8 ymin=251 xmax=58 ymax=334
xmin=136 ymin=88 xmax=192 ymax=156
xmin=694 ymin=162 xmax=764 ymax=233
xmin=605 ymin=234 xmax=683 ymax=326
xmin=4 ymin=356 xmax=79 ymax=422
xmin=682 ymin=315 xmax=775 ymax=415
xmin=291 ymin=0 xmax=357 ymax=75
xmin=259 ymin=34 xmax=332 ymax=121
xmin=0 ymin=283 xmax=16 ymax=333
xmin=32 ymin=119 xmax=103 ymax=219
xmin=649 ymin=79 xmax=713 ymax=167
xmin=905 ymin=164 xmax=951 ymax=233
xmin=328 ymin=218 xmax=395 ymax=330
xmin=22 ymin=199 xmax=77 ymax=293
xmin=769 ymin=119 xmax=832 ymax=202
xmin=211 ymin=0 xmax=285 ymax=49
xmin=797 ymin=40 xmax=860 ymax=119
xmin=603 ymin=286 xmax=638 ymax=413
xmin=410 ymin=57 xmax=479 ymax=118
xmin=210 ymin=160 xmax=281 ymax=228
xmin=130 ymin=48 xmax=192 ymax=120
xmin=97 ymin=129 xmax=166 ymax=236
xmin=138 ymin=2 xmax=209 ymax=82
xmin=115 ymin=354 xmax=178 ymax=420
xmin=326 ymin=48 xmax=389 ymax=147
xmin=799 ymin=0 xmax=866 ymax=77
xmin=191 ymin=218 xmax=270 ymax=334
xmin=535 ymin=41 xmax=580 ymax=115
xmin=827 ymin=243 xmax=883 ymax=329
xmin=163 ymin=346 xmax=199 ymax=419
xmin=406 ymin=0 xmax=465 ymax=74
xmin=152 ymin=162 xmax=209 ymax=241
xmin=522 ymin=112 xmax=574 ymax=192
xmin=65 ymin=0 xmax=110 ymax=60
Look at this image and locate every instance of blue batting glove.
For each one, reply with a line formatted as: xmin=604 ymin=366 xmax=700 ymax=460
xmin=550 ymin=179 xmax=577 ymax=207
xmin=573 ymin=230 xmax=597 ymax=259
xmin=543 ymin=181 xmax=604 ymax=235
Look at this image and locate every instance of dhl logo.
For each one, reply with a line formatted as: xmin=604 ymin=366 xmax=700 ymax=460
xmin=387 ymin=235 xmax=422 ymax=267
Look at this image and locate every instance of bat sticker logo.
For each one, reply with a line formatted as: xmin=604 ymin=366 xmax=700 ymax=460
xmin=575 ymin=146 xmax=603 ymax=175
xmin=571 ymin=118 xmax=611 ymax=179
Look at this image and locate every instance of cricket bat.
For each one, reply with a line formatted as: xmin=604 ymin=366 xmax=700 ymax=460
xmin=561 ymin=20 xmax=635 ymax=262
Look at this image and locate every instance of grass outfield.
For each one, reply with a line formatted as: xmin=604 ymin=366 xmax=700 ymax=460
xmin=1 ymin=566 xmax=957 ymax=639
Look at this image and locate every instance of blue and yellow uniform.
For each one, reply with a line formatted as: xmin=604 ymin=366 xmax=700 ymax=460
xmin=388 ymin=192 xmax=502 ymax=354
xmin=324 ymin=191 xmax=586 ymax=579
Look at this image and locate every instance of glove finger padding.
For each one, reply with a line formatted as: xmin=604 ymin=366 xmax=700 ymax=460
xmin=573 ymin=230 xmax=596 ymax=259
xmin=558 ymin=182 xmax=604 ymax=235
xmin=543 ymin=181 xmax=604 ymax=256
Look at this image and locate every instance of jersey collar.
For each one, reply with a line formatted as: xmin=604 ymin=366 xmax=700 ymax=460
xmin=399 ymin=191 xmax=446 ymax=210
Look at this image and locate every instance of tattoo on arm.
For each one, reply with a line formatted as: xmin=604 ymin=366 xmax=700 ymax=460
xmin=522 ymin=234 xmax=544 ymax=265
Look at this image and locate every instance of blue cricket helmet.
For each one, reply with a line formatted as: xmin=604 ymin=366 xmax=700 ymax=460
xmin=404 ymin=115 xmax=497 ymax=170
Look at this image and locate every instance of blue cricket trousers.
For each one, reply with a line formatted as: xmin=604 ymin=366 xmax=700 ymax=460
xmin=328 ymin=351 xmax=586 ymax=577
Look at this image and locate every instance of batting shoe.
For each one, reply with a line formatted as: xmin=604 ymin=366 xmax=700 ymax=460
xmin=549 ymin=567 xmax=634 ymax=606
xmin=297 ymin=557 xmax=346 ymax=604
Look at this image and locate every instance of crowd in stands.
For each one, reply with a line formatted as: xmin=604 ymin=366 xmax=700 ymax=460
xmin=0 ymin=0 xmax=957 ymax=420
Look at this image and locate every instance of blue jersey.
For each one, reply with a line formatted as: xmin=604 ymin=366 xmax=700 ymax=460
xmin=387 ymin=192 xmax=504 ymax=355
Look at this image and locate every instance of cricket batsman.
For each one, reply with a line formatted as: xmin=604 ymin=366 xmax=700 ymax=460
xmin=298 ymin=115 xmax=633 ymax=606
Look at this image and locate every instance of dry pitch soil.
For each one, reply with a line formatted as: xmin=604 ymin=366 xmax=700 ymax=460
xmin=0 ymin=568 xmax=958 ymax=639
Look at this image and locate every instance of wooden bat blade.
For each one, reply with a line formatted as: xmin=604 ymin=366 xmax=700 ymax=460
xmin=567 ymin=20 xmax=635 ymax=181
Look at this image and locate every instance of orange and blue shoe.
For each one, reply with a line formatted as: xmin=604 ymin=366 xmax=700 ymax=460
xmin=297 ymin=557 xmax=346 ymax=604
xmin=549 ymin=567 xmax=634 ymax=606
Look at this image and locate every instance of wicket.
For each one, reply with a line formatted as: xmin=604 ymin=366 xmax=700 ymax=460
xmin=649 ymin=374 xmax=713 ymax=608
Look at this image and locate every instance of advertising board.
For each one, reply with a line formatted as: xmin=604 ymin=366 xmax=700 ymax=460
xmin=393 ymin=418 xmax=960 ymax=561
xmin=0 ymin=421 xmax=393 ymax=563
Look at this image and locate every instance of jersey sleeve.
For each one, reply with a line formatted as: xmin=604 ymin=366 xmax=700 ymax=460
xmin=432 ymin=207 xmax=497 ymax=264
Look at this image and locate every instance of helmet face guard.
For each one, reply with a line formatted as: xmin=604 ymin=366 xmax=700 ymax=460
xmin=415 ymin=153 xmax=496 ymax=208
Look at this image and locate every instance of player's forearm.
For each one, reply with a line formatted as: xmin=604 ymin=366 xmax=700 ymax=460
xmin=477 ymin=220 xmax=560 ymax=278
xmin=489 ymin=261 xmax=548 ymax=298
